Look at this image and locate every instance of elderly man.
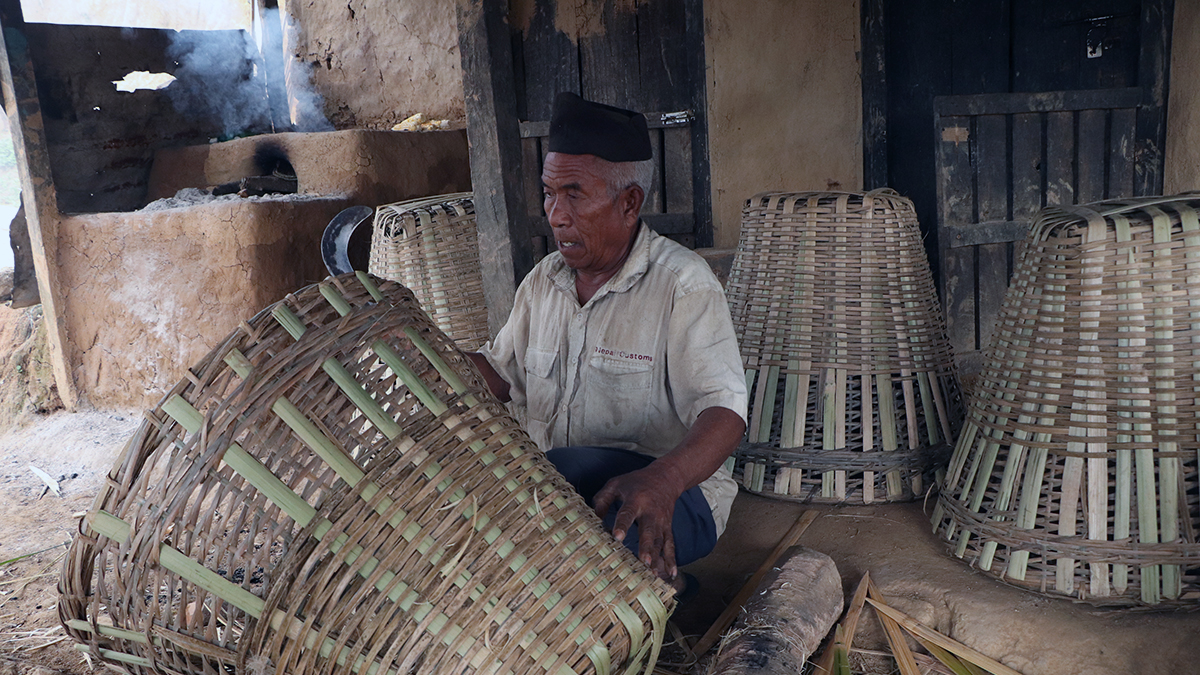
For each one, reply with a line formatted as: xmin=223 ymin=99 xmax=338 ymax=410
xmin=468 ymin=93 xmax=747 ymax=591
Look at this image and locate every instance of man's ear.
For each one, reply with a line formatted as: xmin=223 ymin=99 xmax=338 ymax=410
xmin=621 ymin=184 xmax=645 ymax=224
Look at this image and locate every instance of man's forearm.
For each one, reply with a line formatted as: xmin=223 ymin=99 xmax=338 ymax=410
xmin=466 ymin=352 xmax=512 ymax=403
xmin=649 ymin=406 xmax=746 ymax=495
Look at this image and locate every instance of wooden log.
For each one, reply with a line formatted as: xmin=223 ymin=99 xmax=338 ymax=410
xmin=709 ymin=546 xmax=843 ymax=675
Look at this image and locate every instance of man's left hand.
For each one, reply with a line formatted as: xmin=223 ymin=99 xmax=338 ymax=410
xmin=593 ymin=465 xmax=682 ymax=581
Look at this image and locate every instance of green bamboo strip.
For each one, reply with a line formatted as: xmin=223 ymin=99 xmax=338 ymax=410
xmin=956 ymin=433 xmax=1002 ymax=558
xmin=862 ymin=372 xmax=875 ymax=504
xmin=780 ymin=362 xmax=800 ymax=449
xmin=790 ymin=366 xmax=812 ymax=453
xmin=759 ymin=364 xmax=781 ymax=444
xmin=1112 ymin=215 xmax=1138 ymax=593
xmin=749 ymin=362 xmax=770 ymax=444
xmin=1136 ymin=446 xmax=1160 ymax=604
xmin=834 ymin=368 xmax=847 ymax=500
xmin=773 ymin=466 xmax=791 ymax=495
xmin=925 ymin=372 xmax=954 ymax=450
xmin=66 ymin=619 xmax=152 ymax=645
xmin=751 ymin=462 xmax=766 ymax=493
xmin=1005 ymin=445 xmax=1049 ymax=581
xmin=917 ymin=372 xmax=938 ymax=445
xmin=978 ymin=420 xmax=1031 ymax=571
xmin=944 ymin=422 xmax=979 ymax=491
xmin=1078 ymin=215 xmax=1111 ymax=597
xmin=1056 ymin=456 xmax=1084 ymax=594
xmin=899 ymin=372 xmax=919 ymax=450
xmin=1148 ymin=208 xmax=1174 ymax=603
xmin=74 ymin=644 xmax=152 ymax=667
xmin=822 ymin=368 xmax=837 ymax=499
xmin=877 ymin=373 xmax=901 ymax=498
xmin=1160 ymin=452 xmax=1181 ymax=599
xmin=355 ymin=271 xmax=385 ymax=302
xmin=320 ymin=282 xmax=354 ymax=316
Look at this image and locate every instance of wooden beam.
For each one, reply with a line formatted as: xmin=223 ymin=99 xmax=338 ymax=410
xmin=861 ymin=0 xmax=887 ymax=190
xmin=457 ymin=0 xmax=533 ymax=335
xmin=0 ymin=1 xmax=77 ymax=408
xmin=684 ymin=0 xmax=713 ymax=248
xmin=1134 ymin=0 xmax=1174 ymax=196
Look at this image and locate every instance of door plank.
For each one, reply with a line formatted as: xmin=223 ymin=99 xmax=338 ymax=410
xmin=663 ymin=125 xmax=694 ymax=214
xmin=1045 ymin=111 xmax=1075 ymax=208
xmin=1011 ymin=112 xmax=1043 ymax=221
xmin=975 ymin=114 xmax=1010 ymax=353
xmin=1077 ymin=108 xmax=1108 ymax=203
xmin=937 ymin=115 xmax=977 ymax=361
xmin=1109 ymin=107 xmax=1137 ymax=199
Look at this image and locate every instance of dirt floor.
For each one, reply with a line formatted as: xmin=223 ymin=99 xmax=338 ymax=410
xmin=0 ymin=409 xmax=1198 ymax=675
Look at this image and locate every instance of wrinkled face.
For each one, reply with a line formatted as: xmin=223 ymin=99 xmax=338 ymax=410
xmin=541 ymin=152 xmax=641 ymax=279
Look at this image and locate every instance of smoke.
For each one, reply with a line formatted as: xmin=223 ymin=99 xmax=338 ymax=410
xmin=164 ymin=7 xmax=332 ymax=139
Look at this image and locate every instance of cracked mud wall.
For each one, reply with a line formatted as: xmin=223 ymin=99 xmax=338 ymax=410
xmin=703 ymin=0 xmax=862 ymax=249
xmin=284 ymin=0 xmax=464 ymax=129
xmin=1166 ymin=1 xmax=1199 ymax=194
xmin=57 ymin=197 xmax=350 ymax=410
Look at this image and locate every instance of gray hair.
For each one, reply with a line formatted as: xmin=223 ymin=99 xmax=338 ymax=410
xmin=598 ymin=156 xmax=656 ymax=204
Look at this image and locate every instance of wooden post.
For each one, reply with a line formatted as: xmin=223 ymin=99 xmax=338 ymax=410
xmin=457 ymin=0 xmax=533 ymax=335
xmin=0 ymin=1 xmax=77 ymax=408
xmin=861 ymin=0 xmax=887 ymax=190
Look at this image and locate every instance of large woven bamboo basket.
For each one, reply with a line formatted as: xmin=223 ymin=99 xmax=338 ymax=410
xmin=59 ymin=272 xmax=673 ymax=675
xmin=933 ymin=194 xmax=1200 ymax=606
xmin=727 ymin=189 xmax=964 ymax=504
xmin=368 ymin=193 xmax=490 ymax=350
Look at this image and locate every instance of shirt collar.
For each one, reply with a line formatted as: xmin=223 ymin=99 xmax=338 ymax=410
xmin=546 ymin=221 xmax=653 ymax=303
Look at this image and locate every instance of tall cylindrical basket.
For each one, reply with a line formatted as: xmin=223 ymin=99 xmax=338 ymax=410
xmin=728 ymin=190 xmax=964 ymax=503
xmin=933 ymin=194 xmax=1200 ymax=606
xmin=59 ymin=272 xmax=674 ymax=675
xmin=369 ymin=193 xmax=490 ymax=350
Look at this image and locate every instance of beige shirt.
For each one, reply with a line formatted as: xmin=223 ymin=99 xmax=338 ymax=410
xmin=483 ymin=223 xmax=748 ymax=534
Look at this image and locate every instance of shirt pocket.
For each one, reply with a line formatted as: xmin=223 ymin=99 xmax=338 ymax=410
xmin=583 ymin=354 xmax=654 ymax=443
xmin=524 ymin=347 xmax=560 ymax=427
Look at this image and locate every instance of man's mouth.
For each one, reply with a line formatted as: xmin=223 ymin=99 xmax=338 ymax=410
xmin=559 ymin=240 xmax=581 ymax=250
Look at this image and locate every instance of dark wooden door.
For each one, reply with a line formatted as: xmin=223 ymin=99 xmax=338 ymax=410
xmin=864 ymin=0 xmax=1173 ymax=378
xmin=512 ymin=0 xmax=711 ymax=251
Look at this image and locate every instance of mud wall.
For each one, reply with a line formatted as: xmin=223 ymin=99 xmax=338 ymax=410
xmin=58 ymin=197 xmax=346 ymax=410
xmin=59 ymin=129 xmax=471 ymax=410
xmin=283 ymin=0 xmax=465 ymax=129
xmin=703 ymin=0 xmax=863 ymax=249
xmin=1165 ymin=1 xmax=1199 ymax=194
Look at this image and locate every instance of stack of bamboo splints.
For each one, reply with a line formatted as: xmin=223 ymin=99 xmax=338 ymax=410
xmin=369 ymin=193 xmax=490 ymax=350
xmin=59 ymin=272 xmax=674 ymax=675
xmin=727 ymin=190 xmax=964 ymax=503
xmin=934 ymin=194 xmax=1200 ymax=606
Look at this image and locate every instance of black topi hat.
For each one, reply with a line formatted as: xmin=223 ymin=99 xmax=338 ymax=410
xmin=547 ymin=92 xmax=652 ymax=162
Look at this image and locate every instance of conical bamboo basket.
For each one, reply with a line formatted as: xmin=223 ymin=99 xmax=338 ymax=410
xmin=59 ymin=272 xmax=673 ymax=675
xmin=728 ymin=189 xmax=964 ymax=503
xmin=933 ymin=194 xmax=1200 ymax=606
xmin=369 ymin=193 xmax=489 ymax=350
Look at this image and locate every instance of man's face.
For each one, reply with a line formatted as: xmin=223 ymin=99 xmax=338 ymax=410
xmin=542 ymin=152 xmax=640 ymax=278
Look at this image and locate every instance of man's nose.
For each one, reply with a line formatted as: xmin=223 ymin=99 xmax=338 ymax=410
xmin=546 ymin=196 xmax=570 ymax=227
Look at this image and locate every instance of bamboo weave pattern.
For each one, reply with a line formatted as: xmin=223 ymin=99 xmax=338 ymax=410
xmin=727 ymin=190 xmax=964 ymax=503
xmin=59 ymin=272 xmax=673 ymax=675
xmin=369 ymin=193 xmax=490 ymax=350
xmin=933 ymin=194 xmax=1200 ymax=606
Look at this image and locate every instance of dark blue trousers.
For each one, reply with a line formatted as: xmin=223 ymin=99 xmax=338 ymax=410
xmin=545 ymin=446 xmax=717 ymax=567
